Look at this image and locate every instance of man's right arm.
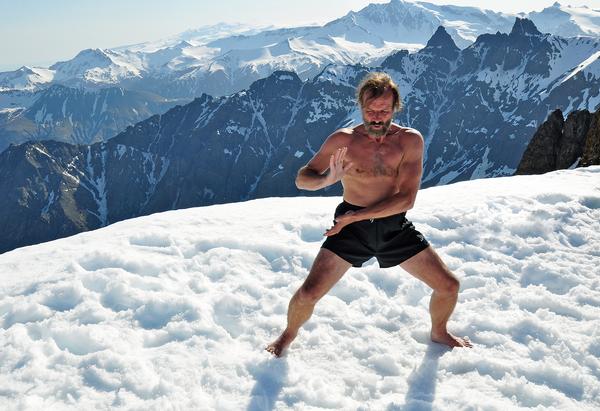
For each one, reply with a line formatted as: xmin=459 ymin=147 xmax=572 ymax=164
xmin=295 ymin=133 xmax=353 ymax=191
xmin=296 ymin=165 xmax=329 ymax=191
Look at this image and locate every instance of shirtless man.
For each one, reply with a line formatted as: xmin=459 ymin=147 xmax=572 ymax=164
xmin=266 ymin=72 xmax=472 ymax=357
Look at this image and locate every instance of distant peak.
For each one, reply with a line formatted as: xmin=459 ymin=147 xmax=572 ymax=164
xmin=552 ymin=2 xmax=561 ymax=7
xmin=425 ymin=26 xmax=459 ymax=50
xmin=17 ymin=66 xmax=35 ymax=74
xmin=175 ymin=40 xmax=193 ymax=48
xmin=76 ymin=48 xmax=110 ymax=58
xmin=509 ymin=18 xmax=542 ymax=37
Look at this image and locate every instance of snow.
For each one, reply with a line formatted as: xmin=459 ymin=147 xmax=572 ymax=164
xmin=561 ymin=50 xmax=600 ymax=83
xmin=469 ymin=147 xmax=491 ymax=180
xmin=83 ymin=146 xmax=108 ymax=226
xmin=0 ymin=67 xmax=55 ymax=92
xmin=40 ymin=191 xmax=56 ymax=218
xmin=115 ymin=144 xmax=128 ymax=160
xmin=0 ymin=107 xmax=22 ymax=121
xmin=530 ymin=2 xmax=600 ymax=38
xmin=568 ymin=5 xmax=600 ymax=37
xmin=1 ymin=167 xmax=600 ymax=410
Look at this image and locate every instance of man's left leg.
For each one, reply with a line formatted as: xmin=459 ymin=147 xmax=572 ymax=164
xmin=399 ymin=246 xmax=472 ymax=348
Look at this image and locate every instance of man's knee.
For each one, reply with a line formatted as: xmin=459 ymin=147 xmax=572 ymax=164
xmin=296 ymin=283 xmax=324 ymax=305
xmin=435 ymin=272 xmax=460 ymax=295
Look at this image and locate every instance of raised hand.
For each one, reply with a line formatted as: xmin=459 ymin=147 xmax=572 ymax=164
xmin=323 ymin=147 xmax=353 ymax=187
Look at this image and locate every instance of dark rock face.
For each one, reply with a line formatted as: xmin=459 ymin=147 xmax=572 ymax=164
xmin=515 ymin=109 xmax=565 ymax=174
xmin=579 ymin=110 xmax=600 ymax=167
xmin=0 ymin=141 xmax=102 ymax=251
xmin=559 ymin=110 xmax=592 ymax=169
xmin=516 ymin=108 xmax=600 ymax=174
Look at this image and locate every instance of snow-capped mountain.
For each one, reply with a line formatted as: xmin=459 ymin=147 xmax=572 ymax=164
xmin=113 ymin=22 xmax=272 ymax=53
xmin=1 ymin=18 xmax=599 ymax=253
xmin=0 ymin=66 xmax=54 ymax=92
xmin=529 ymin=1 xmax=600 ymax=38
xmin=383 ymin=19 xmax=600 ymax=185
xmin=2 ymin=1 xmax=599 ymax=154
xmin=49 ymin=48 xmax=143 ymax=86
xmin=3 ymin=1 xmax=598 ymax=99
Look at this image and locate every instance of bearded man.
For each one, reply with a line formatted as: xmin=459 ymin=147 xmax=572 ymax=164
xmin=267 ymin=72 xmax=471 ymax=357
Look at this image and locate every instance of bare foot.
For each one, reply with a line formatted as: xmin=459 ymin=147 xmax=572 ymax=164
xmin=266 ymin=331 xmax=297 ymax=357
xmin=431 ymin=331 xmax=473 ymax=348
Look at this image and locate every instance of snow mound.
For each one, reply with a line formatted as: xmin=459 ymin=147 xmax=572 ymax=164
xmin=1 ymin=167 xmax=600 ymax=410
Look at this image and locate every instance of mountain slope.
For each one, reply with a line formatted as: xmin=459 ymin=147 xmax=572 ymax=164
xmin=1 ymin=167 xmax=599 ymax=410
xmin=0 ymin=85 xmax=177 ymax=152
xmin=382 ymin=19 xmax=600 ymax=185
xmin=2 ymin=3 xmax=599 ymax=154
xmin=2 ymin=18 xmax=600 ymax=253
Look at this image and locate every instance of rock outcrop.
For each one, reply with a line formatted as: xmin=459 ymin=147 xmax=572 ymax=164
xmin=516 ymin=108 xmax=600 ymax=174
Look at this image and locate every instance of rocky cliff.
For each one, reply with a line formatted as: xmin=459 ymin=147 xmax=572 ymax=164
xmin=516 ymin=108 xmax=600 ymax=174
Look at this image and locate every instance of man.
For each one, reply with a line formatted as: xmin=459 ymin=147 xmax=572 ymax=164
xmin=266 ymin=72 xmax=471 ymax=357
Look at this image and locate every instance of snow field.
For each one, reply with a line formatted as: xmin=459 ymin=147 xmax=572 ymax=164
xmin=0 ymin=167 xmax=599 ymax=410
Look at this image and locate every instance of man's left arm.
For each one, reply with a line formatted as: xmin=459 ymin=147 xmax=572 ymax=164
xmin=325 ymin=130 xmax=423 ymax=236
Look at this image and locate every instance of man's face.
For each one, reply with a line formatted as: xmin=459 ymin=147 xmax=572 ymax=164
xmin=361 ymin=90 xmax=394 ymax=138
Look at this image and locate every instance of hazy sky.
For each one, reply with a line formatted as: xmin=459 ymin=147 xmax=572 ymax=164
xmin=1 ymin=0 xmax=598 ymax=71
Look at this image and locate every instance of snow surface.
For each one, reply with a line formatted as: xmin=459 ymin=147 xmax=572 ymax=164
xmin=1 ymin=167 xmax=600 ymax=410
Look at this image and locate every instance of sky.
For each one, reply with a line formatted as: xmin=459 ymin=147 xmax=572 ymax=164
xmin=0 ymin=0 xmax=599 ymax=71
xmin=0 ymin=166 xmax=599 ymax=409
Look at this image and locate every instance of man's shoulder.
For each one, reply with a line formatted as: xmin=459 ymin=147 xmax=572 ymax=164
xmin=394 ymin=126 xmax=423 ymax=145
xmin=328 ymin=127 xmax=356 ymax=141
xmin=389 ymin=126 xmax=423 ymax=156
xmin=334 ymin=127 xmax=357 ymax=136
xmin=392 ymin=125 xmax=422 ymax=137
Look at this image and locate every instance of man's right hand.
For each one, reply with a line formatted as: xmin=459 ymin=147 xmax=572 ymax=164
xmin=323 ymin=147 xmax=353 ymax=187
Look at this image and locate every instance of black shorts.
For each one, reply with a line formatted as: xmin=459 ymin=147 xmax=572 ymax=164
xmin=321 ymin=201 xmax=429 ymax=268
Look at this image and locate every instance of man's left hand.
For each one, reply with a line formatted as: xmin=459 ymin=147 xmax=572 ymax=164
xmin=324 ymin=211 xmax=357 ymax=236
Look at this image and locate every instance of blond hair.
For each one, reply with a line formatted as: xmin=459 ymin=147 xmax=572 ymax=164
xmin=356 ymin=72 xmax=402 ymax=112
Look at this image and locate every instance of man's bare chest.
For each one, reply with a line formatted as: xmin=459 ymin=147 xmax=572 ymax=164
xmin=345 ymin=144 xmax=402 ymax=178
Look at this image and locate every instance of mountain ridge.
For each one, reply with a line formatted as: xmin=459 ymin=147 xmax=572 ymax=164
xmin=1 ymin=18 xmax=599 ymax=253
xmin=4 ymin=1 xmax=598 ymax=97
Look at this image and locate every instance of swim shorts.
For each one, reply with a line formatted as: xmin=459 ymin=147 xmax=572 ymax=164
xmin=321 ymin=201 xmax=429 ymax=268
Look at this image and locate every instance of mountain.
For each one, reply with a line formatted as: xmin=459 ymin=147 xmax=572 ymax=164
xmin=529 ymin=2 xmax=600 ymax=38
xmin=515 ymin=107 xmax=600 ymax=174
xmin=0 ymin=66 xmax=54 ymax=92
xmin=7 ymin=0 xmax=598 ymax=99
xmin=2 ymin=18 xmax=600 ymax=253
xmin=0 ymin=85 xmax=178 ymax=152
xmin=2 ymin=2 xmax=598 ymax=103
xmin=1 ymin=167 xmax=599 ymax=410
xmin=2 ymin=2 xmax=599 ymax=154
xmin=0 ymin=69 xmax=363 ymax=253
xmin=5 ymin=0 xmax=600 ymax=98
xmin=382 ymin=18 xmax=600 ymax=185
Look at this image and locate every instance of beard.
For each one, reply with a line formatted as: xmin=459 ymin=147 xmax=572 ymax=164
xmin=364 ymin=119 xmax=392 ymax=137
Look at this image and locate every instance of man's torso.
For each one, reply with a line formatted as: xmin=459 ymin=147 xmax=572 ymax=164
xmin=334 ymin=124 xmax=412 ymax=207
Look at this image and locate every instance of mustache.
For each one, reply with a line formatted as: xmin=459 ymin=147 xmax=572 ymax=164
xmin=367 ymin=121 xmax=386 ymax=126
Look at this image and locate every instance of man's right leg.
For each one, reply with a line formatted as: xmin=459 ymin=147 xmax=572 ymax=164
xmin=266 ymin=248 xmax=352 ymax=357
